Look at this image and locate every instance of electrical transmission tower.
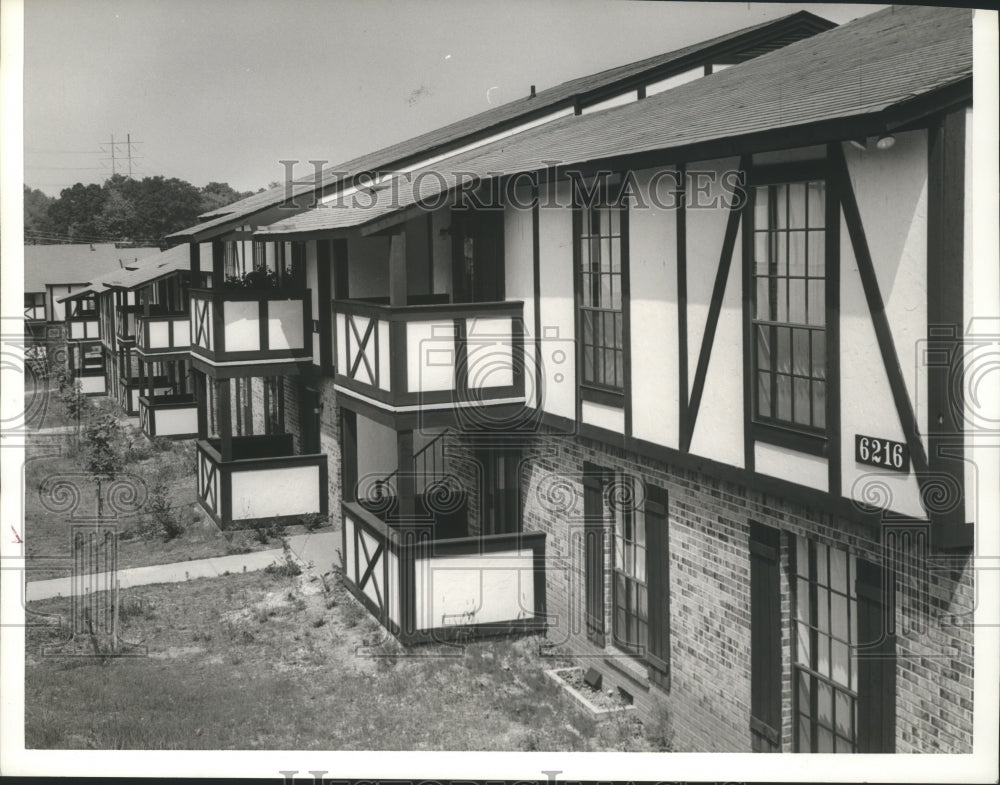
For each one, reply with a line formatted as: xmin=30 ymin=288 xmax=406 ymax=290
xmin=100 ymin=134 xmax=142 ymax=179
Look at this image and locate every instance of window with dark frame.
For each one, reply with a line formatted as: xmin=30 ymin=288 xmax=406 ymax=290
xmin=752 ymin=180 xmax=827 ymax=433
xmin=611 ymin=474 xmax=647 ymax=656
xmin=793 ymin=536 xmax=858 ymax=753
xmin=263 ymin=376 xmax=285 ymax=435
xmin=576 ymin=181 xmax=627 ymax=394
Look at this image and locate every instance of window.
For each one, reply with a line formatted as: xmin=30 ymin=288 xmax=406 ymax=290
xmin=24 ymin=293 xmax=45 ymax=320
xmin=612 ymin=475 xmax=647 ymax=654
xmin=793 ymin=537 xmax=857 ymax=753
xmin=751 ymin=180 xmax=827 ymax=432
xmin=576 ymin=181 xmax=627 ymax=395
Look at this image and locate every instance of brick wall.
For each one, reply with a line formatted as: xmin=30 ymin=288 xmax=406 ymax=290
xmin=517 ymin=424 xmax=974 ymax=753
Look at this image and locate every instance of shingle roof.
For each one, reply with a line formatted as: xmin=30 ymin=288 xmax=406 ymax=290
xmin=258 ymin=5 xmax=972 ymax=238
xmin=53 ymin=246 xmax=170 ymax=301
xmin=102 ymin=244 xmax=189 ymax=290
xmin=173 ymin=10 xmax=833 ymax=238
xmin=23 ymin=243 xmax=158 ymax=292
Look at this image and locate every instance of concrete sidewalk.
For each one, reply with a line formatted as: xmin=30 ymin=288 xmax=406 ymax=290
xmin=25 ymin=530 xmax=340 ymax=602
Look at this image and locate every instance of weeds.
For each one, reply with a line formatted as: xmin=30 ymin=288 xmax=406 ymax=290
xmin=263 ymin=539 xmax=302 ymax=578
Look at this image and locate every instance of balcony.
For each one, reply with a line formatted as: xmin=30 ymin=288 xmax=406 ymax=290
xmin=196 ymin=436 xmax=328 ymax=527
xmin=115 ymin=304 xmax=143 ymax=343
xmin=190 ymin=288 xmax=312 ymax=369
xmin=331 ymin=299 xmax=525 ymax=413
xmin=342 ymin=500 xmax=545 ymax=644
xmin=74 ymin=366 xmax=107 ymax=396
xmin=120 ymin=374 xmax=172 ymax=416
xmin=138 ymin=393 xmax=197 ymax=439
xmin=136 ymin=312 xmax=190 ymax=356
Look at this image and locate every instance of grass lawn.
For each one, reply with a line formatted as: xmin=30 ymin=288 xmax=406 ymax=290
xmin=22 ymin=389 xmax=327 ymax=580
xmin=25 ymin=568 xmax=671 ymax=751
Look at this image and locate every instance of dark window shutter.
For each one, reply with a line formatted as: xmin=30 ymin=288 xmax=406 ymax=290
xmin=749 ymin=521 xmax=782 ymax=752
xmin=856 ymin=558 xmax=896 ymax=753
xmin=645 ymin=484 xmax=670 ymax=689
xmin=583 ymin=471 xmax=605 ymax=647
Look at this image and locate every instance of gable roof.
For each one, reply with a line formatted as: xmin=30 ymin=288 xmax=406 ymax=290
xmin=170 ymin=10 xmax=833 ymax=240
xmin=258 ymin=5 xmax=972 ymax=238
xmin=23 ymin=243 xmax=159 ymax=292
xmin=54 ymin=246 xmax=170 ymax=302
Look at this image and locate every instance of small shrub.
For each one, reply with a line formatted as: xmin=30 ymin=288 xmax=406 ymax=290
xmin=263 ymin=538 xmax=302 ymax=578
xmin=642 ymin=699 xmax=674 ymax=751
xmin=340 ymin=597 xmax=367 ymax=629
xmin=300 ymin=512 xmax=327 ymax=531
xmin=146 ymin=479 xmax=183 ymax=541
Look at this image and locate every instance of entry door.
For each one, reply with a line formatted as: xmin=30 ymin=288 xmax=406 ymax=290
xmin=479 ymin=448 xmax=520 ymax=535
xmin=453 ymin=209 xmax=505 ymax=303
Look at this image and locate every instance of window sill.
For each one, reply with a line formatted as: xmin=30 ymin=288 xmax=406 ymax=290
xmin=581 ymin=385 xmax=625 ymax=408
xmin=602 ymin=651 xmax=651 ymax=691
xmin=753 ymin=422 xmax=827 ymax=457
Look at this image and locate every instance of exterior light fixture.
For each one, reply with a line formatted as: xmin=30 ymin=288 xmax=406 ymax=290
xmin=876 ymin=133 xmax=896 ymax=150
xmin=848 ymin=138 xmax=868 ymax=151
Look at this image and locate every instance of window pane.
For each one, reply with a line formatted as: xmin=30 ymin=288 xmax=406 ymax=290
xmin=817 ymin=726 xmax=835 ymax=753
xmin=808 ymin=181 xmax=826 ymax=228
xmin=611 ymin=236 xmax=621 ymax=272
xmin=789 ymin=182 xmax=807 ymax=228
xmin=777 ymin=327 xmax=791 ymax=373
xmin=796 ymin=621 xmax=811 ymax=665
xmin=831 ymin=548 xmax=847 ymax=594
xmin=775 ymin=184 xmax=788 ymax=229
xmin=808 ymin=230 xmax=825 ymax=275
xmin=789 ymin=230 xmax=807 ymax=275
xmin=798 ymin=714 xmax=812 ymax=751
xmin=832 ymin=592 xmax=848 ymax=640
xmin=835 ymin=735 xmax=852 ymax=753
xmin=789 ymin=278 xmax=806 ymax=323
xmin=794 ymin=377 xmax=811 ymax=425
xmin=796 ymin=578 xmax=811 ymax=622
xmin=818 ymin=681 xmax=833 ymax=725
xmin=755 ymin=186 xmax=769 ymax=227
xmin=776 ymin=278 xmax=788 ymax=321
xmin=610 ymin=205 xmax=621 ymax=236
xmin=797 ymin=670 xmax=811 ymax=714
xmin=812 ymin=331 xmax=826 ymax=379
xmin=817 ymin=543 xmax=829 ymax=586
xmin=777 ymin=374 xmax=792 ymax=421
xmin=808 ymin=280 xmax=825 ymax=325
xmin=599 ymin=206 xmax=610 ymax=237
xmin=832 ymin=639 xmax=850 ymax=687
xmin=600 ymin=273 xmax=612 ymax=307
xmin=757 ymin=371 xmax=772 ymax=418
xmin=614 ymin=312 xmax=623 ymax=350
xmin=818 ymin=585 xmax=830 ymax=631
xmin=812 ymin=383 xmax=826 ymax=429
xmin=835 ymin=690 xmax=852 ymax=736
xmin=793 ymin=329 xmax=810 ymax=375
xmin=756 ymin=276 xmax=770 ymax=320
xmin=755 ymin=233 xmax=769 ymax=273
xmin=757 ymin=325 xmax=771 ymax=371
xmin=775 ymin=232 xmax=787 ymax=276
xmin=611 ymin=274 xmax=621 ymax=309
xmin=817 ymin=632 xmax=830 ymax=677
xmin=797 ymin=536 xmax=810 ymax=577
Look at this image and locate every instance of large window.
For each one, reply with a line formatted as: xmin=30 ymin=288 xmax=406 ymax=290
xmin=793 ymin=537 xmax=857 ymax=753
xmin=752 ymin=180 xmax=827 ymax=433
xmin=612 ymin=475 xmax=647 ymax=655
xmin=576 ymin=183 xmax=627 ymax=395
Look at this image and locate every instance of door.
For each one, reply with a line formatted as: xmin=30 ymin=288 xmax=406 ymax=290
xmin=479 ymin=448 xmax=521 ymax=535
xmin=452 ymin=208 xmax=505 ymax=303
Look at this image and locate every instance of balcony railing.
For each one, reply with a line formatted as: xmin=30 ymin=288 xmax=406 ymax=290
xmin=342 ymin=500 xmax=545 ymax=643
xmin=189 ymin=288 xmax=312 ymax=366
xmin=119 ymin=374 xmax=172 ymax=415
xmin=67 ymin=316 xmax=99 ymax=341
xmin=136 ymin=312 xmax=190 ymax=355
xmin=331 ymin=299 xmax=525 ymax=410
xmin=72 ymin=366 xmax=106 ymax=396
xmin=196 ymin=437 xmax=327 ymax=527
xmin=24 ymin=304 xmax=46 ymax=322
xmin=138 ymin=393 xmax=198 ymax=439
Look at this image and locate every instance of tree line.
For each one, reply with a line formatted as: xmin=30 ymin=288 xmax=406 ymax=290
xmin=24 ymin=175 xmax=267 ymax=246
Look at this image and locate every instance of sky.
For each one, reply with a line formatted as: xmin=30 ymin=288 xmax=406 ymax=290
xmin=23 ymin=0 xmax=884 ymax=197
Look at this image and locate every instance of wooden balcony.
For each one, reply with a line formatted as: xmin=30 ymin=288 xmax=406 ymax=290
xmin=136 ymin=312 xmax=190 ymax=357
xmin=331 ymin=299 xmax=525 ymax=415
xmin=73 ymin=366 xmax=107 ymax=396
xmin=342 ymin=500 xmax=545 ymax=644
xmin=138 ymin=393 xmax=198 ymax=439
xmin=196 ymin=436 xmax=328 ymax=527
xmin=119 ymin=374 xmax=172 ymax=415
xmin=190 ymin=287 xmax=312 ymax=371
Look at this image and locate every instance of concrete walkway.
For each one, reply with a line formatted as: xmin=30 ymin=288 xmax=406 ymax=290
xmin=25 ymin=530 xmax=340 ymax=602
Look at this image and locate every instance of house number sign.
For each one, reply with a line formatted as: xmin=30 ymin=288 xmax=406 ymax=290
xmin=855 ymin=434 xmax=910 ymax=472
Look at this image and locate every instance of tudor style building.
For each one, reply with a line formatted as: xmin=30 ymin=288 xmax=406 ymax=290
xmin=246 ymin=5 xmax=981 ymax=754
xmin=46 ymin=4 xmax=986 ymax=755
